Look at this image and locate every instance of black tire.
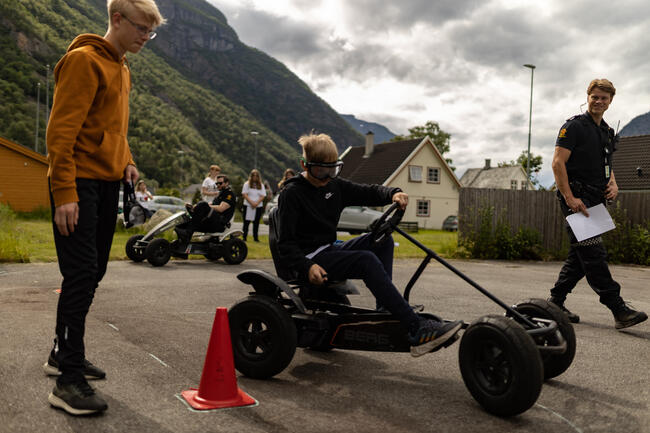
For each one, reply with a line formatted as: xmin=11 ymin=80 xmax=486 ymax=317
xmin=229 ymin=296 xmax=297 ymax=379
xmin=459 ymin=315 xmax=543 ymax=417
xmin=513 ymin=298 xmax=576 ymax=380
xmin=223 ymin=238 xmax=247 ymax=264
xmin=126 ymin=235 xmax=146 ymax=262
xmin=145 ymin=238 xmax=171 ymax=267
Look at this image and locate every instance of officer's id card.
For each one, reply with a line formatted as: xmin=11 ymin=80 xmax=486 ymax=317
xmin=566 ymin=203 xmax=616 ymax=242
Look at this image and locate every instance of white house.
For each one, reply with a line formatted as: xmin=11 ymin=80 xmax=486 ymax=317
xmin=460 ymin=159 xmax=535 ymax=190
xmin=340 ymin=132 xmax=460 ymax=230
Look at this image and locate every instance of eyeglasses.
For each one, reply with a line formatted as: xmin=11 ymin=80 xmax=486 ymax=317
xmin=122 ymin=14 xmax=157 ymax=39
xmin=301 ymin=157 xmax=344 ymax=180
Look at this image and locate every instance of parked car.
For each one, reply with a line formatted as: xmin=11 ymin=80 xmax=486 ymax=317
xmin=442 ymin=215 xmax=458 ymax=231
xmin=118 ymin=192 xmax=186 ymax=215
xmin=262 ymin=195 xmax=384 ymax=234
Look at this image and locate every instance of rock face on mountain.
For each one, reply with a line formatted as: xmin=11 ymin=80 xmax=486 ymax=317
xmin=152 ymin=0 xmax=363 ymax=151
xmin=620 ymin=111 xmax=650 ymax=137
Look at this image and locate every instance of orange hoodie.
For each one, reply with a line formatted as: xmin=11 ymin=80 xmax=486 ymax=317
xmin=47 ymin=34 xmax=135 ymax=206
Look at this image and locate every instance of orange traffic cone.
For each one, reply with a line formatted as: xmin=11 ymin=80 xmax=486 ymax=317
xmin=181 ymin=307 xmax=257 ymax=410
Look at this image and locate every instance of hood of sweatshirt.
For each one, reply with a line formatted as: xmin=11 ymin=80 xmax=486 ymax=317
xmin=54 ymin=34 xmax=122 ymax=81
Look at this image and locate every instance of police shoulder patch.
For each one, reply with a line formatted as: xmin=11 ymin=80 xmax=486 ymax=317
xmin=558 ymin=128 xmax=567 ymax=138
xmin=226 ymin=194 xmax=232 ymax=200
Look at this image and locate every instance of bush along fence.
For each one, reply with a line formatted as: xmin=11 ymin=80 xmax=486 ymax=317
xmin=458 ymin=188 xmax=650 ymax=264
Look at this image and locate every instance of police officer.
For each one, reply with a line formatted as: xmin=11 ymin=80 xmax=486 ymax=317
xmin=548 ymin=78 xmax=647 ymax=329
xmin=174 ymin=174 xmax=236 ymax=252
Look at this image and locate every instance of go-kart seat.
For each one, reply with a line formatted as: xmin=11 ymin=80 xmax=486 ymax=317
xmin=268 ymin=208 xmax=359 ymax=296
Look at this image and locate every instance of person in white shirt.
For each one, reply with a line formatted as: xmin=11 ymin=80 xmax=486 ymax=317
xmin=201 ymin=164 xmax=220 ymax=202
xmin=241 ymin=169 xmax=266 ymax=242
xmin=135 ymin=180 xmax=153 ymax=204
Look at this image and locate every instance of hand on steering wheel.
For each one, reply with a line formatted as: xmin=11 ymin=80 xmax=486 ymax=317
xmin=368 ymin=202 xmax=404 ymax=245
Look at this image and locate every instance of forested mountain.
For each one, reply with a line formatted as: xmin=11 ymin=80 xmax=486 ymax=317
xmin=0 ymin=0 xmax=363 ymax=187
xmin=620 ymin=111 xmax=650 ymax=137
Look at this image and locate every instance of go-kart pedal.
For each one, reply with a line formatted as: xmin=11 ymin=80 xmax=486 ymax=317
xmin=408 ymin=319 xmax=464 ymax=357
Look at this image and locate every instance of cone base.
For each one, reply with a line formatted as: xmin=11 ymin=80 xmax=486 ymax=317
xmin=181 ymin=388 xmax=257 ymax=410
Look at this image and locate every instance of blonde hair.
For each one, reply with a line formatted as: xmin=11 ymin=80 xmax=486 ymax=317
xmin=298 ymin=133 xmax=338 ymax=163
xmin=587 ymin=79 xmax=616 ymax=97
xmin=248 ymin=169 xmax=262 ymax=189
xmin=207 ymin=164 xmax=221 ymax=177
xmin=135 ymin=180 xmax=147 ymax=192
xmin=108 ymin=0 xmax=166 ymax=27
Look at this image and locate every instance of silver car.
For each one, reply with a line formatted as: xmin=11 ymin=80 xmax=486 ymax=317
xmin=262 ymin=196 xmax=383 ymax=234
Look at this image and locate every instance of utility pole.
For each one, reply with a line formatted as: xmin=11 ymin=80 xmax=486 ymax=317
xmin=523 ymin=64 xmax=536 ymax=183
xmin=45 ymin=64 xmax=51 ymax=125
xmin=35 ymin=82 xmax=41 ymax=152
xmin=251 ymin=131 xmax=259 ymax=169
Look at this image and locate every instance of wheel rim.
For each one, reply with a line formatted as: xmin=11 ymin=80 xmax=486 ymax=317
xmin=228 ymin=242 xmax=244 ymax=260
xmin=153 ymin=245 xmax=167 ymax=261
xmin=237 ymin=318 xmax=273 ymax=361
xmin=473 ymin=338 xmax=513 ymax=395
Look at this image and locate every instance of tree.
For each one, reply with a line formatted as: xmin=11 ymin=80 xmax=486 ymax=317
xmin=390 ymin=120 xmax=454 ymax=170
xmin=499 ymin=151 xmax=543 ymax=187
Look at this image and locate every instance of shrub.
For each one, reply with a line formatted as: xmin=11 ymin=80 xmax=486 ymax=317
xmin=0 ymin=203 xmax=30 ymax=262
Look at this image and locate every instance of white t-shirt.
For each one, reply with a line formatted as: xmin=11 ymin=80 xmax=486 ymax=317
xmin=242 ymin=182 xmax=266 ymax=221
xmin=135 ymin=191 xmax=152 ymax=208
xmin=202 ymin=176 xmax=217 ymax=202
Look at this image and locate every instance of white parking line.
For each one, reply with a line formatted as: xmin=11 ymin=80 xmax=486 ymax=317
xmin=107 ymin=323 xmax=119 ymax=331
xmin=149 ymin=353 xmax=169 ymax=368
xmin=535 ymin=403 xmax=583 ymax=433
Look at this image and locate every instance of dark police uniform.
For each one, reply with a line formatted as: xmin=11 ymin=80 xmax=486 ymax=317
xmin=178 ymin=187 xmax=236 ymax=238
xmin=550 ymin=112 xmax=624 ymax=309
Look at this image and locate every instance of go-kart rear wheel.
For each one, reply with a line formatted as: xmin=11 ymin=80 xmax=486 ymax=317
xmin=146 ymin=238 xmax=171 ymax=267
xmin=513 ymin=298 xmax=576 ymax=380
xmin=126 ymin=234 xmax=146 ymax=262
xmin=223 ymin=238 xmax=247 ymax=264
xmin=229 ymin=295 xmax=297 ymax=379
xmin=459 ymin=315 xmax=543 ymax=417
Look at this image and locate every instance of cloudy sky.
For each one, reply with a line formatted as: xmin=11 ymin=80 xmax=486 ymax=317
xmin=210 ymin=0 xmax=650 ymax=187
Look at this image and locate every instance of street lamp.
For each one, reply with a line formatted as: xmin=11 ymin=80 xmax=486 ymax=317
xmin=523 ymin=64 xmax=535 ymax=183
xmin=251 ymin=131 xmax=259 ymax=169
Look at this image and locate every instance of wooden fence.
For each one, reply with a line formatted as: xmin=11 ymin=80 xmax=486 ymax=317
xmin=458 ymin=188 xmax=650 ymax=253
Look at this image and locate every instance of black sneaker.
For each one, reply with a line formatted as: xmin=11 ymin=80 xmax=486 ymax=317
xmin=408 ymin=319 xmax=463 ymax=357
xmin=48 ymin=380 xmax=107 ymax=415
xmin=548 ymin=297 xmax=580 ymax=323
xmin=43 ymin=354 xmax=106 ymax=380
xmin=612 ymin=304 xmax=648 ymax=329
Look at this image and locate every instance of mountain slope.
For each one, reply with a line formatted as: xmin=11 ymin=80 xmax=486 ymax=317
xmin=620 ymin=111 xmax=650 ymax=137
xmin=341 ymin=114 xmax=397 ymax=144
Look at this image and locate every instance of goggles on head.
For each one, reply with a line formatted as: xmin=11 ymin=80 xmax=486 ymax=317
xmin=301 ymin=157 xmax=344 ymax=180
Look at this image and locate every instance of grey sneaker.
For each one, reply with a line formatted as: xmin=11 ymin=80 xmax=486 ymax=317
xmin=612 ymin=303 xmax=648 ymax=329
xmin=43 ymin=354 xmax=106 ymax=380
xmin=48 ymin=380 xmax=107 ymax=415
xmin=408 ymin=319 xmax=463 ymax=357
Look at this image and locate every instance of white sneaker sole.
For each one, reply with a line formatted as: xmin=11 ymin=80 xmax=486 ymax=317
xmin=43 ymin=362 xmax=104 ymax=380
xmin=48 ymin=392 xmax=105 ymax=416
xmin=410 ymin=322 xmax=463 ymax=357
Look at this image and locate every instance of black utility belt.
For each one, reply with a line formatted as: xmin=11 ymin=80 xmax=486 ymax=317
xmin=568 ymin=181 xmax=606 ymax=204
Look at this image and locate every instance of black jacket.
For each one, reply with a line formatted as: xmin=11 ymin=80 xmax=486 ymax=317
xmin=277 ymin=175 xmax=400 ymax=279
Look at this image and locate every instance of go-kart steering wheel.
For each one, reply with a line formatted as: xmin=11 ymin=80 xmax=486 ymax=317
xmin=368 ymin=202 xmax=404 ymax=245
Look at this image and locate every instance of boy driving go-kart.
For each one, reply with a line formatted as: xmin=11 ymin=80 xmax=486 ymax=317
xmin=174 ymin=174 xmax=236 ymax=254
xmin=276 ymin=133 xmax=463 ymax=356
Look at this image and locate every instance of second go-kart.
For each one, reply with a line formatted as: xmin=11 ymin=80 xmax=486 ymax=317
xmin=126 ymin=211 xmax=247 ymax=267
xmin=229 ymin=204 xmax=576 ymax=417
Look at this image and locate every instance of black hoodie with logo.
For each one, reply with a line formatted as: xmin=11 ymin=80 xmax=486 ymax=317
xmin=277 ymin=174 xmax=401 ymax=280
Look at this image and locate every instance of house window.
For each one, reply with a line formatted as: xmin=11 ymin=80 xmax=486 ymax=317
xmin=416 ymin=200 xmax=430 ymax=217
xmin=427 ymin=167 xmax=440 ymax=183
xmin=521 ymin=181 xmax=527 ymax=190
xmin=409 ymin=165 xmax=423 ymax=182
xmin=511 ymin=180 xmax=517 ymax=190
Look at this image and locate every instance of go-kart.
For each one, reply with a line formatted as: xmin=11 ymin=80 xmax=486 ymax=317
xmin=229 ymin=204 xmax=576 ymax=417
xmin=125 ymin=211 xmax=247 ymax=267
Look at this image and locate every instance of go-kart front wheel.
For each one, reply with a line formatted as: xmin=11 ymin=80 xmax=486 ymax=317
xmin=146 ymin=238 xmax=171 ymax=267
xmin=223 ymin=238 xmax=247 ymax=264
xmin=229 ymin=295 xmax=297 ymax=379
xmin=459 ymin=315 xmax=543 ymax=417
xmin=513 ymin=298 xmax=576 ymax=380
xmin=126 ymin=234 xmax=146 ymax=262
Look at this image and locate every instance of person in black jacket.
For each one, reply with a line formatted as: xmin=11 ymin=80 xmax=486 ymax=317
xmin=277 ymin=132 xmax=462 ymax=357
xmin=549 ymin=78 xmax=646 ymax=329
xmin=174 ymin=175 xmax=236 ymax=252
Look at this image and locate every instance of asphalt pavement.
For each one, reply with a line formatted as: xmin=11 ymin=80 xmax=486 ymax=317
xmin=0 ymin=258 xmax=648 ymax=433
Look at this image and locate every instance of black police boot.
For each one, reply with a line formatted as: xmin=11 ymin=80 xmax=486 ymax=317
xmin=548 ymin=297 xmax=580 ymax=323
xmin=611 ymin=303 xmax=648 ymax=330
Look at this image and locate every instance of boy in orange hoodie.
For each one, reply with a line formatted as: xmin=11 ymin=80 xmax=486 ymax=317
xmin=44 ymin=0 xmax=164 ymax=416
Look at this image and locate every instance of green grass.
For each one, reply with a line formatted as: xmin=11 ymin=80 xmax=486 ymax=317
xmin=5 ymin=216 xmax=458 ymax=263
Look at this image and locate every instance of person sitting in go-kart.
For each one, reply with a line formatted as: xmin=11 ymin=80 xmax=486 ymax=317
xmin=277 ymin=133 xmax=463 ymax=356
xmin=174 ymin=174 xmax=236 ymax=253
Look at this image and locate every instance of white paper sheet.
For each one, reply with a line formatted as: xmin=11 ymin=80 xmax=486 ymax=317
xmin=565 ymin=203 xmax=616 ymax=242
